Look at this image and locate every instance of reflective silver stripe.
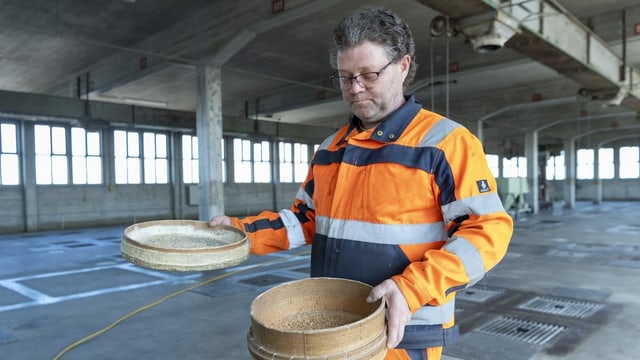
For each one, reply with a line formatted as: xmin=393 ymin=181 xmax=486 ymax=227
xmin=444 ymin=236 xmax=485 ymax=285
xmin=441 ymin=192 xmax=505 ymax=223
xmin=318 ymin=131 xmax=340 ymax=151
xmin=408 ymin=299 xmax=455 ymax=325
xmin=315 ymin=216 xmax=446 ymax=244
xmin=295 ymin=187 xmax=315 ymax=210
xmin=279 ymin=209 xmax=306 ymax=249
xmin=419 ymin=118 xmax=461 ymax=147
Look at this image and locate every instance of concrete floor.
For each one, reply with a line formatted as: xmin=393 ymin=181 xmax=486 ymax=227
xmin=1 ymin=201 xmax=639 ymax=360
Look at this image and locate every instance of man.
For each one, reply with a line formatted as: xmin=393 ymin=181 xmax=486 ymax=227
xmin=210 ymin=7 xmax=513 ymax=360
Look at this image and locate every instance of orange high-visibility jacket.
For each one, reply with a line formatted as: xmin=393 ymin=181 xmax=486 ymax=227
xmin=229 ymin=96 xmax=513 ymax=349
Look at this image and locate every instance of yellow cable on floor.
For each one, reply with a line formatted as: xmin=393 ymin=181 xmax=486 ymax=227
xmin=52 ymin=251 xmax=310 ymax=360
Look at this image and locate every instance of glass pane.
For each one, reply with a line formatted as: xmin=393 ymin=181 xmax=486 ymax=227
xmin=51 ymin=127 xmax=66 ymax=155
xmin=183 ymin=160 xmax=192 ymax=183
xmin=182 ymin=135 xmax=192 ymax=159
xmin=35 ymin=155 xmax=52 ymax=184
xmin=599 ymin=148 xmax=613 ymax=162
xmin=254 ymin=162 xmax=270 ymax=183
xmin=193 ymin=159 xmax=200 ymax=183
xmin=262 ymin=141 xmax=270 ymax=161
xmin=72 ymin=156 xmax=87 ymax=184
xmin=156 ymin=159 xmax=168 ymax=183
xmin=193 ymin=137 xmax=199 ymax=159
xmin=72 ymin=128 xmax=86 ymax=156
xmin=144 ymin=132 xmax=155 ymax=158
xmin=517 ymin=157 xmax=527 ymax=178
xmin=87 ymin=132 xmax=100 ymax=155
xmin=242 ymin=140 xmax=251 ymax=161
xmin=34 ymin=125 xmax=51 ymax=155
xmin=1 ymin=123 xmax=17 ymax=153
xmin=114 ymin=157 xmax=127 ymax=184
xmin=128 ymin=132 xmax=140 ymax=157
xmin=51 ymin=155 xmax=68 ymax=184
xmin=127 ymin=157 xmax=141 ymax=184
xmin=283 ymin=142 xmax=292 ymax=162
xmin=486 ymin=154 xmax=499 ymax=178
xmin=294 ymin=163 xmax=308 ymax=183
xmin=279 ymin=142 xmax=285 ymax=161
xmin=114 ymin=130 xmax=127 ymax=157
xmin=87 ymin=157 xmax=102 ymax=184
xmin=253 ymin=143 xmax=262 ymax=162
xmin=156 ymin=134 xmax=167 ymax=158
xmin=599 ymin=163 xmax=614 ymax=180
xmin=233 ymin=138 xmax=242 ymax=161
xmin=234 ymin=162 xmax=251 ymax=183
xmin=1 ymin=154 xmax=20 ymax=185
xmin=545 ymin=158 xmax=554 ymax=180
xmin=299 ymin=144 xmax=308 ymax=163
xmin=144 ymin=159 xmax=156 ymax=183
xmin=280 ymin=163 xmax=293 ymax=183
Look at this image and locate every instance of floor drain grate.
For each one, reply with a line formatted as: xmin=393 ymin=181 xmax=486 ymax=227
xmin=238 ymin=274 xmax=292 ymax=287
xmin=518 ymin=296 xmax=603 ymax=318
xmin=476 ymin=316 xmax=566 ymax=346
xmin=457 ymin=286 xmax=504 ymax=303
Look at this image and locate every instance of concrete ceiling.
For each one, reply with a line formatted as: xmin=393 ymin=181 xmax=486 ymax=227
xmin=1 ymin=0 xmax=639 ymax=155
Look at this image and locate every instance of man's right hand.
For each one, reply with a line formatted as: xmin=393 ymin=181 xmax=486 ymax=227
xmin=209 ymin=215 xmax=231 ymax=227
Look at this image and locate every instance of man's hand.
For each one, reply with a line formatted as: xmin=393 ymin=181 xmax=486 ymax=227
xmin=209 ymin=215 xmax=231 ymax=227
xmin=367 ymin=279 xmax=411 ymax=349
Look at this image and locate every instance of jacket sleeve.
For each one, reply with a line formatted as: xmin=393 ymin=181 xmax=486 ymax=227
xmin=393 ymin=127 xmax=514 ymax=312
xmin=228 ymin=175 xmax=316 ymax=255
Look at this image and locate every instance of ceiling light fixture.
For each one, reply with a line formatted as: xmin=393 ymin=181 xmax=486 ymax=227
xmin=122 ymin=97 xmax=168 ymax=107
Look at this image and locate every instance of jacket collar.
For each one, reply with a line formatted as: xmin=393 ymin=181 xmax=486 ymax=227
xmin=339 ymin=95 xmax=421 ymax=145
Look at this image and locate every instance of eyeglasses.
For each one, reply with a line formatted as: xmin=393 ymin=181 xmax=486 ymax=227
xmin=330 ymin=60 xmax=394 ymax=90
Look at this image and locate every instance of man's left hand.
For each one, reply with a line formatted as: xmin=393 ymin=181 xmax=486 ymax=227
xmin=367 ymin=279 xmax=412 ymax=349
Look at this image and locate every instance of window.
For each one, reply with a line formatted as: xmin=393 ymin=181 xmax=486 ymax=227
xmin=576 ymin=149 xmax=594 ymax=180
xmin=0 ymin=122 xmax=19 ymax=185
xmin=71 ymin=128 xmax=102 ymax=184
xmin=279 ymin=141 xmax=309 ymax=183
xmin=485 ymin=154 xmax=499 ymax=178
xmin=545 ymin=151 xmax=565 ymax=180
xmin=143 ymin=132 xmax=168 ymax=184
xmin=253 ymin=141 xmax=271 ymax=183
xmin=598 ymin=148 xmax=614 ymax=180
xmin=35 ymin=124 xmax=68 ymax=185
xmin=233 ymin=138 xmax=252 ymax=183
xmin=182 ymin=134 xmax=198 ymax=184
xmin=231 ymin=138 xmax=270 ymax=183
xmin=502 ymin=156 xmax=526 ymax=178
xmin=619 ymin=146 xmax=639 ymax=179
xmin=183 ymin=135 xmax=226 ymax=184
xmin=114 ymin=130 xmax=168 ymax=184
xmin=114 ymin=130 xmax=141 ymax=184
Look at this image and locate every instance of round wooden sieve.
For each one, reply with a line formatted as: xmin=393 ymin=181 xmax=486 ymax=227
xmin=121 ymin=220 xmax=249 ymax=271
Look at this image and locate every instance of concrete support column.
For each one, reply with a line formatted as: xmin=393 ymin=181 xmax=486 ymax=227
xmin=21 ymin=122 xmax=38 ymax=231
xmin=594 ymin=146 xmax=602 ymax=204
xmin=525 ymin=131 xmax=539 ymax=214
xmin=171 ymin=132 xmax=184 ymax=219
xmin=196 ymin=65 xmax=224 ymax=221
xmin=563 ymin=139 xmax=576 ymax=209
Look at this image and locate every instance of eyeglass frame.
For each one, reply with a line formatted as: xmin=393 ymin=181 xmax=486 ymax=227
xmin=330 ymin=60 xmax=395 ymax=90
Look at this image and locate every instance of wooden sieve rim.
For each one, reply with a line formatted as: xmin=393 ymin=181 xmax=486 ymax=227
xmin=122 ymin=220 xmax=247 ymax=254
xmin=250 ymin=277 xmax=386 ymax=335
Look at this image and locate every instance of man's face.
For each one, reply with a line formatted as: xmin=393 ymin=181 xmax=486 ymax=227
xmin=336 ymin=41 xmax=408 ymax=129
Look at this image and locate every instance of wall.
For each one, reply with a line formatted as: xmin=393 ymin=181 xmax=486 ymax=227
xmin=0 ymin=182 xmax=301 ymax=234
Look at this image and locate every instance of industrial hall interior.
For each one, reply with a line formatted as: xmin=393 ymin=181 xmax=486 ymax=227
xmin=1 ymin=0 xmax=639 ymax=359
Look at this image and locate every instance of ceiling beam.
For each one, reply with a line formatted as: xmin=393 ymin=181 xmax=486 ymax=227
xmin=415 ymin=0 xmax=640 ymax=111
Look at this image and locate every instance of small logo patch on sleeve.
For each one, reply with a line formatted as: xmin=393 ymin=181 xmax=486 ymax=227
xmin=477 ymin=179 xmax=491 ymax=193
